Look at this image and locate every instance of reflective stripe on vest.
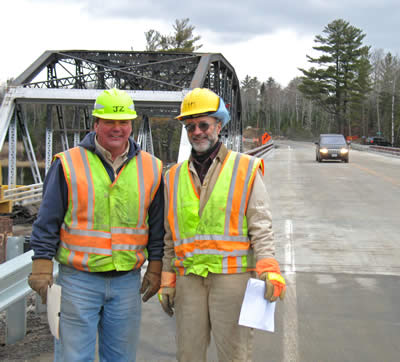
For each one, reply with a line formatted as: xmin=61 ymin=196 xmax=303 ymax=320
xmin=166 ymin=151 xmax=263 ymax=276
xmin=55 ymin=147 xmax=162 ymax=272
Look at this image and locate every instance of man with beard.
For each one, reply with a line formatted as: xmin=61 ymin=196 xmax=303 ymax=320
xmin=158 ymin=88 xmax=286 ymax=361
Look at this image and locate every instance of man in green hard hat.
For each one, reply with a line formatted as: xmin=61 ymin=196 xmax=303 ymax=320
xmin=28 ymin=88 xmax=165 ymax=361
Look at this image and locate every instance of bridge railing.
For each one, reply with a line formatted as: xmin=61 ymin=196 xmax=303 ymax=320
xmin=3 ymin=183 xmax=43 ymax=205
xmin=245 ymin=141 xmax=275 ymax=157
xmin=0 ymin=237 xmax=58 ymax=345
xmin=350 ymin=143 xmax=400 ymax=157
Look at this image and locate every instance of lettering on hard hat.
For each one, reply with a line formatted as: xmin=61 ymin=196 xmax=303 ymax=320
xmin=113 ymin=106 xmax=125 ymax=112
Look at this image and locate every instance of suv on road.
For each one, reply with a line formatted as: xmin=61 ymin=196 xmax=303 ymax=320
xmin=315 ymin=134 xmax=349 ymax=163
xmin=366 ymin=136 xmax=392 ymax=146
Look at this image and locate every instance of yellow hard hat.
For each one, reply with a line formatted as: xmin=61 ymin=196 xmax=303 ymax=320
xmin=177 ymin=88 xmax=230 ymax=126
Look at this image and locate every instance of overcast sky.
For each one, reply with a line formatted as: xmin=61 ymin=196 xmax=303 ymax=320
xmin=1 ymin=0 xmax=399 ymax=87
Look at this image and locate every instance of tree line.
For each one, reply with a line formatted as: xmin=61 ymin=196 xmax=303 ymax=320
xmin=1 ymin=17 xmax=400 ymax=161
xmin=242 ymin=19 xmax=400 ymax=146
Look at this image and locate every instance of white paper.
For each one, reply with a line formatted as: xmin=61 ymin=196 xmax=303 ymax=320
xmin=238 ymin=278 xmax=276 ymax=332
xmin=47 ymin=283 xmax=62 ymax=339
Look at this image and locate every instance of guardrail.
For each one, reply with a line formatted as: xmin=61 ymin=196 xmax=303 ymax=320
xmin=0 ymin=237 xmax=58 ymax=345
xmin=245 ymin=141 xmax=275 ymax=157
xmin=350 ymin=143 xmax=400 ymax=157
xmin=369 ymin=145 xmax=400 ymax=156
xmin=3 ymin=183 xmax=43 ymax=205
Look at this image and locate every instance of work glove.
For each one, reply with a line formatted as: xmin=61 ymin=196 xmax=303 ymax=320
xmin=28 ymin=259 xmax=53 ymax=304
xmin=256 ymin=258 xmax=286 ymax=302
xmin=157 ymin=271 xmax=176 ymax=317
xmin=140 ymin=260 xmax=162 ymax=302
xmin=259 ymin=272 xmax=286 ymax=302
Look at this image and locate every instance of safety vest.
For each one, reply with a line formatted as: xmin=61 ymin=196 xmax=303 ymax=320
xmin=166 ymin=150 xmax=263 ymax=277
xmin=55 ymin=146 xmax=162 ymax=272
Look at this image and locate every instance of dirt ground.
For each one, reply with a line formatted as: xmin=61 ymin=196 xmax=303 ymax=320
xmin=0 ymin=294 xmax=54 ymax=362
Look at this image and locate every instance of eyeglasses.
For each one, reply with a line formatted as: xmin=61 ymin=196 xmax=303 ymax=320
xmin=184 ymin=121 xmax=213 ymax=133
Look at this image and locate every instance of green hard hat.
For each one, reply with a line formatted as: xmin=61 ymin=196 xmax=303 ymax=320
xmin=92 ymin=88 xmax=137 ymax=120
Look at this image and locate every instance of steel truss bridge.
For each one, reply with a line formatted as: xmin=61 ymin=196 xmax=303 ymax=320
xmin=0 ymin=50 xmax=242 ymax=204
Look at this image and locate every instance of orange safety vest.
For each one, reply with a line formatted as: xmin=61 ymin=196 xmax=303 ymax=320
xmin=166 ymin=150 xmax=263 ymax=276
xmin=55 ymin=146 xmax=162 ymax=272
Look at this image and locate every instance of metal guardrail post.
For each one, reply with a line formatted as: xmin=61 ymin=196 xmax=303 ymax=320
xmin=5 ymin=236 xmax=27 ymax=344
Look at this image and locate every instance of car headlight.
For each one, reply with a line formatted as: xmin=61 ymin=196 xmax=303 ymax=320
xmin=320 ymin=148 xmax=328 ymax=154
xmin=340 ymin=148 xmax=348 ymax=154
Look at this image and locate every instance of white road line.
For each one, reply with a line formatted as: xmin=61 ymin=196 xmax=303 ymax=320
xmin=283 ymin=219 xmax=299 ymax=362
xmin=285 ymin=220 xmax=296 ymax=274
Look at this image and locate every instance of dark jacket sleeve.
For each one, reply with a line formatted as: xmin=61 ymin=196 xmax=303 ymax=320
xmin=146 ymin=176 xmax=165 ymax=261
xmin=30 ymin=159 xmax=68 ymax=260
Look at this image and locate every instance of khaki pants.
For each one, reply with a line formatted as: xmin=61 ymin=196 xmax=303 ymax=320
xmin=175 ymin=272 xmax=254 ymax=362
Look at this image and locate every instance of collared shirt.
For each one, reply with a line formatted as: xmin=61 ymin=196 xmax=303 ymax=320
xmin=191 ymin=141 xmax=222 ymax=184
xmin=94 ymin=137 xmax=129 ymax=172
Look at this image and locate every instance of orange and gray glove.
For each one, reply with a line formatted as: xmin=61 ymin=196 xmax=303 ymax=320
xmin=257 ymin=258 xmax=286 ymax=302
xmin=28 ymin=259 xmax=53 ymax=304
xmin=157 ymin=271 xmax=176 ymax=317
xmin=140 ymin=260 xmax=162 ymax=302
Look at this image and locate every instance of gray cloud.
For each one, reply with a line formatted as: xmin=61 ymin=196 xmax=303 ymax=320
xmin=35 ymin=0 xmax=400 ymax=52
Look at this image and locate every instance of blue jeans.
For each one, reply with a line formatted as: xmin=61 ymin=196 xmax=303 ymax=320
xmin=54 ymin=264 xmax=142 ymax=362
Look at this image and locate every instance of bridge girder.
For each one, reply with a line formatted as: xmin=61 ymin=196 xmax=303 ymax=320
xmin=1 ymin=50 xmax=242 ymax=186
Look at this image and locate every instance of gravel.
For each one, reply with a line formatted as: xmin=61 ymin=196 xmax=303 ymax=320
xmin=0 ymin=294 xmax=54 ymax=361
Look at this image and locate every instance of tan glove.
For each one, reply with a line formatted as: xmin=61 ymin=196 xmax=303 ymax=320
xmin=259 ymin=272 xmax=286 ymax=302
xmin=140 ymin=260 xmax=162 ymax=302
xmin=158 ymin=287 xmax=176 ymax=317
xmin=28 ymin=259 xmax=53 ymax=304
xmin=157 ymin=271 xmax=176 ymax=317
xmin=256 ymin=258 xmax=286 ymax=302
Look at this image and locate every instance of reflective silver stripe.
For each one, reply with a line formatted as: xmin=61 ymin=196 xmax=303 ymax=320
xmin=238 ymin=156 xmax=256 ymax=233
xmin=79 ymin=147 xmax=94 ymax=229
xmin=224 ymin=152 xmax=241 ymax=234
xmin=136 ymin=152 xmax=146 ymax=227
xmin=172 ymin=163 xmax=183 ymax=241
xmin=222 ymin=256 xmax=243 ymax=273
xmin=63 ymin=225 xmax=148 ymax=237
xmin=94 ymin=102 xmax=104 ymax=110
xmin=65 ymin=150 xmax=79 ymax=228
xmin=62 ymin=224 xmax=111 ymax=238
xmin=176 ymin=236 xmax=196 ymax=245
xmin=150 ymin=156 xmax=160 ymax=200
xmin=195 ymin=234 xmax=249 ymax=242
xmin=222 ymin=257 xmax=228 ymax=272
xmin=60 ymin=241 xmax=112 ymax=255
xmin=112 ymin=244 xmax=146 ymax=251
xmin=174 ymin=234 xmax=249 ymax=247
xmin=82 ymin=253 xmax=89 ymax=271
xmin=184 ymin=248 xmax=249 ymax=258
xmin=68 ymin=250 xmax=75 ymax=265
xmin=133 ymin=250 xmax=146 ymax=269
xmin=111 ymin=227 xmax=148 ymax=235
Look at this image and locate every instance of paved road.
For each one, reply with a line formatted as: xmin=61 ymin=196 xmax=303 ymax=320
xmin=265 ymin=141 xmax=400 ymax=361
xmin=3 ymin=140 xmax=400 ymax=361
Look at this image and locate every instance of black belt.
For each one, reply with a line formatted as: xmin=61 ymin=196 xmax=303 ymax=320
xmin=94 ymin=270 xmax=132 ymax=278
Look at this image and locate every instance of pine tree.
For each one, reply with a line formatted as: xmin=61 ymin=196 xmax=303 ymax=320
xmin=144 ymin=18 xmax=202 ymax=53
xmin=298 ymin=19 xmax=370 ymax=135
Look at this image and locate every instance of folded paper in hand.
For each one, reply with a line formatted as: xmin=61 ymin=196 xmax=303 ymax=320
xmin=238 ymin=278 xmax=276 ymax=332
xmin=47 ymin=284 xmax=61 ymax=339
